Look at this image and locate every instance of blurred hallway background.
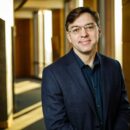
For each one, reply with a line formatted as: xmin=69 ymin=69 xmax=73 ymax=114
xmin=5 ymin=78 xmax=46 ymax=130
xmin=0 ymin=0 xmax=130 ymax=129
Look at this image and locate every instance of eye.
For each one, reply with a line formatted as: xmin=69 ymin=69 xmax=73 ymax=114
xmin=72 ymin=27 xmax=80 ymax=33
xmin=85 ymin=25 xmax=95 ymax=31
xmin=89 ymin=25 xmax=94 ymax=29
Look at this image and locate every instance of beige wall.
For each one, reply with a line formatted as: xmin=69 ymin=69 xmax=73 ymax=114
xmin=0 ymin=0 xmax=14 ymax=128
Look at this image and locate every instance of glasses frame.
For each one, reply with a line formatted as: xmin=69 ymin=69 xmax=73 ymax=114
xmin=68 ymin=23 xmax=98 ymax=35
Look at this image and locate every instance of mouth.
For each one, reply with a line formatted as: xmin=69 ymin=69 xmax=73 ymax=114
xmin=79 ymin=40 xmax=91 ymax=45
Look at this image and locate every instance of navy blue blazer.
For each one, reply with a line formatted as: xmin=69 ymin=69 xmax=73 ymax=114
xmin=42 ymin=49 xmax=130 ymax=130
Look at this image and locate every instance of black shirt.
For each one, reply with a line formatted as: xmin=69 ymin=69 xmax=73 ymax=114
xmin=72 ymin=50 xmax=103 ymax=124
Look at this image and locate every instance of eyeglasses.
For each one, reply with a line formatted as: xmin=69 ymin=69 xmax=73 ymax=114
xmin=68 ymin=23 xmax=97 ymax=35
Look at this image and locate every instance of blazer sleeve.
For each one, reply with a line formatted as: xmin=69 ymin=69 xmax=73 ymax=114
xmin=114 ymin=61 xmax=130 ymax=130
xmin=41 ymin=68 xmax=77 ymax=130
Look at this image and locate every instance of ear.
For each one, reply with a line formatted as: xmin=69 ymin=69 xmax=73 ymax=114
xmin=98 ymin=27 xmax=102 ymax=37
xmin=66 ymin=32 xmax=72 ymax=43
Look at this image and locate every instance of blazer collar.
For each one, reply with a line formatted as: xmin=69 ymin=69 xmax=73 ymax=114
xmin=66 ymin=50 xmax=110 ymax=122
xmin=66 ymin=49 xmax=98 ymax=116
xmin=98 ymin=54 xmax=111 ymax=123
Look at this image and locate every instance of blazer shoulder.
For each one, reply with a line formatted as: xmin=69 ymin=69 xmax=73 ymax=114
xmin=98 ymin=53 xmax=119 ymax=63
xmin=98 ymin=53 xmax=121 ymax=68
xmin=43 ymin=50 xmax=73 ymax=72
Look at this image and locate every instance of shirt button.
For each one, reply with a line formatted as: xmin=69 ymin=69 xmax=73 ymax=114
xmin=97 ymin=105 xmax=100 ymax=108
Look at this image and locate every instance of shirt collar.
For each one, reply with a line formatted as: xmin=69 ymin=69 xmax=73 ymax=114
xmin=72 ymin=49 xmax=100 ymax=69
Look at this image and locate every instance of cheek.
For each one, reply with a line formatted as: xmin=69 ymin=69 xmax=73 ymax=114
xmin=69 ymin=35 xmax=79 ymax=44
xmin=71 ymin=38 xmax=79 ymax=46
xmin=92 ymin=32 xmax=99 ymax=41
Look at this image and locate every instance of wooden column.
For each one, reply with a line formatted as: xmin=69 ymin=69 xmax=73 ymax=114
xmin=123 ymin=0 xmax=130 ymax=100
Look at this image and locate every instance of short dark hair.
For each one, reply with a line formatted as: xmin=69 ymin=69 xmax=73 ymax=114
xmin=65 ymin=7 xmax=100 ymax=31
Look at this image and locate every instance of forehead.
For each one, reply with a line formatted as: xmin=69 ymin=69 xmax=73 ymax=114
xmin=69 ymin=13 xmax=95 ymax=27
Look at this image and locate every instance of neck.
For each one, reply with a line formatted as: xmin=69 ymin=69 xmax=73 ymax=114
xmin=73 ymin=49 xmax=97 ymax=68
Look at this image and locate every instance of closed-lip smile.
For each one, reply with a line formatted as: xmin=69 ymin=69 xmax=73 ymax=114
xmin=79 ymin=39 xmax=91 ymax=44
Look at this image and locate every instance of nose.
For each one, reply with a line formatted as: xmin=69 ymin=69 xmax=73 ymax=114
xmin=80 ymin=27 xmax=89 ymax=37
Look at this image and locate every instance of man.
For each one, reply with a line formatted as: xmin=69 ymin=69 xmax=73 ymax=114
xmin=41 ymin=7 xmax=130 ymax=130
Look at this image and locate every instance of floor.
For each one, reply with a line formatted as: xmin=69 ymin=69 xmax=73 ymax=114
xmin=2 ymin=78 xmax=130 ymax=130
xmin=5 ymin=78 xmax=46 ymax=130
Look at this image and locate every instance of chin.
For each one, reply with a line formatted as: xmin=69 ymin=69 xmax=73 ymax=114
xmin=80 ymin=50 xmax=92 ymax=55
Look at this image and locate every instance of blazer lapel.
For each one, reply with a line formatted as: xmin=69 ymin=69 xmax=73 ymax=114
xmin=99 ymin=54 xmax=111 ymax=124
xmin=66 ymin=51 xmax=97 ymax=115
xmin=65 ymin=51 xmax=111 ymax=124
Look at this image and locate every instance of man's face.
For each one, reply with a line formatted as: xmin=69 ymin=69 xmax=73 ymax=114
xmin=67 ymin=13 xmax=100 ymax=56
